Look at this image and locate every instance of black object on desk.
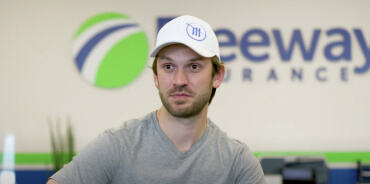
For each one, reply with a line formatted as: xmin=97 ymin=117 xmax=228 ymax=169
xmin=261 ymin=157 xmax=329 ymax=184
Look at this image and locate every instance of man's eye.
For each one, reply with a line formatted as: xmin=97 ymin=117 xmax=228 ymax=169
xmin=190 ymin=65 xmax=200 ymax=70
xmin=164 ymin=65 xmax=173 ymax=70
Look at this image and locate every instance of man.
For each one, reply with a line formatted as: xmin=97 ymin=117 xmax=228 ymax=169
xmin=47 ymin=15 xmax=266 ymax=184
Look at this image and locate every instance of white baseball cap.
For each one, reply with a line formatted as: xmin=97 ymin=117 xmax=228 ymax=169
xmin=150 ymin=15 xmax=221 ymax=61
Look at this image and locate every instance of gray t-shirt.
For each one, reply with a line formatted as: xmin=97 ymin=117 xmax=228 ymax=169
xmin=51 ymin=112 xmax=265 ymax=184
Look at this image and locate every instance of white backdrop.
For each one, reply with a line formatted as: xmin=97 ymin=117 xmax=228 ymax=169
xmin=1 ymin=0 xmax=369 ymax=153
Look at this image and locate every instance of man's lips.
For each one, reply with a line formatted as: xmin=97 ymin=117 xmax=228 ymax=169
xmin=170 ymin=93 xmax=190 ymax=99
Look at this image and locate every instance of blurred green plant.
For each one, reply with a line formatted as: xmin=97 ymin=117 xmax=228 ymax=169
xmin=48 ymin=117 xmax=75 ymax=173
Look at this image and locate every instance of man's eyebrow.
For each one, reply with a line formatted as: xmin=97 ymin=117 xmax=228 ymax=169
xmin=190 ymin=57 xmax=204 ymax=62
xmin=159 ymin=55 xmax=173 ymax=61
xmin=158 ymin=55 xmax=205 ymax=62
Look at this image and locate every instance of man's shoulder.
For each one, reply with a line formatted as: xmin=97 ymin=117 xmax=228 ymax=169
xmin=208 ymin=120 xmax=250 ymax=151
xmin=107 ymin=111 xmax=155 ymax=135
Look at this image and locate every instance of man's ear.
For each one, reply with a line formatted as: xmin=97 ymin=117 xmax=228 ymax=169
xmin=212 ymin=64 xmax=225 ymax=89
xmin=153 ymin=73 xmax=159 ymax=88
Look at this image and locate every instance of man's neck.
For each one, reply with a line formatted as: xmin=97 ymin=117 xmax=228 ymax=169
xmin=156 ymin=106 xmax=208 ymax=153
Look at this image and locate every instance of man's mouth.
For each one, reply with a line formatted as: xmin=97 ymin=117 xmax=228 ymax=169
xmin=170 ymin=93 xmax=190 ymax=99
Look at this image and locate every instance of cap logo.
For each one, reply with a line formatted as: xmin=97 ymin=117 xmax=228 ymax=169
xmin=186 ymin=23 xmax=206 ymax=41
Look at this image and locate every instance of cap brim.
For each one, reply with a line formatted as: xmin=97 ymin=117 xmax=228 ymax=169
xmin=150 ymin=41 xmax=216 ymax=58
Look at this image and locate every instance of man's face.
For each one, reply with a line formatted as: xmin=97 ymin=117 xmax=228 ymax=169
xmin=154 ymin=44 xmax=220 ymax=118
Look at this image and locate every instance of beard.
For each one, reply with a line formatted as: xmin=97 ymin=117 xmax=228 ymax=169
xmin=159 ymin=82 xmax=213 ymax=118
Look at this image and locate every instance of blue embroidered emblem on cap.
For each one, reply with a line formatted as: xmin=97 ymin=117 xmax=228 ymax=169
xmin=186 ymin=23 xmax=206 ymax=41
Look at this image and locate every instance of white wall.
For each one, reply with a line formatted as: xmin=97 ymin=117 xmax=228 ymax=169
xmin=1 ymin=0 xmax=369 ymax=153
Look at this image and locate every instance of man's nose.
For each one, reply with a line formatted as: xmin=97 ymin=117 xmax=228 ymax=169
xmin=173 ymin=69 xmax=188 ymax=87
